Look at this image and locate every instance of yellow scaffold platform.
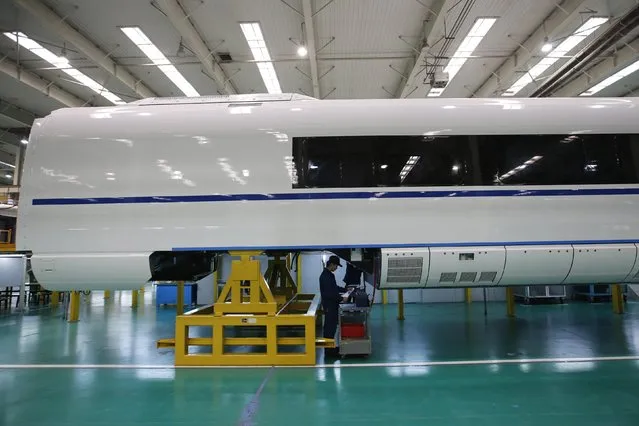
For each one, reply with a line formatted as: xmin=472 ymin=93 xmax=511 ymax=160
xmin=157 ymin=251 xmax=334 ymax=366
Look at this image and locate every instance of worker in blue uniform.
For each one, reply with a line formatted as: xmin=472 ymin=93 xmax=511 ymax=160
xmin=319 ymin=255 xmax=347 ymax=355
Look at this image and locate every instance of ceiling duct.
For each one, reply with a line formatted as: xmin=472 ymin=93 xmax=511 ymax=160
xmin=531 ymin=4 xmax=639 ymax=97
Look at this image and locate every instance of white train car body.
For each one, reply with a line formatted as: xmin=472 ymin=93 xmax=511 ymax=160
xmin=15 ymin=94 xmax=639 ymax=290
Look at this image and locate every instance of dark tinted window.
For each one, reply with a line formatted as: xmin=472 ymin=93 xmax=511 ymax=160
xmin=293 ymin=135 xmax=474 ymax=188
xmin=292 ymin=134 xmax=639 ymax=188
xmin=478 ymin=134 xmax=639 ymax=185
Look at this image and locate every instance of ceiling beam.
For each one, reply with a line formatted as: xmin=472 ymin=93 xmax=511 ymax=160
xmin=301 ymin=0 xmax=320 ymax=98
xmin=156 ymin=0 xmax=237 ymax=95
xmin=396 ymin=0 xmax=448 ymax=98
xmin=0 ymin=99 xmax=36 ymax=127
xmin=473 ymin=0 xmax=585 ymax=97
xmin=0 ymin=148 xmax=17 ymax=168
xmin=0 ymin=56 xmax=86 ymax=107
xmin=552 ymin=38 xmax=639 ymax=96
xmin=14 ymin=0 xmax=157 ymax=100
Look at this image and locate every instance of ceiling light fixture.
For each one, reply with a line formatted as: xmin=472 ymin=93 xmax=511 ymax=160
xmin=580 ymin=58 xmax=639 ymax=96
xmin=21 ymin=138 xmax=28 ymax=144
xmin=541 ymin=43 xmax=553 ymax=53
xmin=297 ymin=46 xmax=308 ymax=57
xmin=0 ymin=160 xmax=15 ymax=169
xmin=428 ymin=17 xmax=497 ymax=97
xmin=120 ymin=27 xmax=199 ymax=97
xmin=502 ymin=17 xmax=609 ymax=96
xmin=240 ymin=22 xmax=282 ymax=94
xmin=3 ymin=31 xmax=125 ymax=105
xmin=400 ymin=156 xmax=420 ymax=181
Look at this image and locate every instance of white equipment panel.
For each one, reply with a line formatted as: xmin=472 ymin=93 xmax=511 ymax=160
xmin=563 ymin=244 xmax=637 ymax=284
xmin=379 ymin=248 xmax=429 ymax=289
xmin=424 ymin=246 xmax=505 ymax=287
xmin=501 ymin=245 xmax=573 ymax=285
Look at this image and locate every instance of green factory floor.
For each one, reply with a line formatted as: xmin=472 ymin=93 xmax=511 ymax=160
xmin=2 ymin=290 xmax=639 ymax=425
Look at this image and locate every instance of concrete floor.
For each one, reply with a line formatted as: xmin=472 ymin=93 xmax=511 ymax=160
xmin=1 ymin=290 xmax=639 ymax=425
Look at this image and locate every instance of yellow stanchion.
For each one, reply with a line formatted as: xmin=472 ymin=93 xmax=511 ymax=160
xmin=506 ymin=287 xmax=515 ymax=317
xmin=176 ymin=281 xmax=185 ymax=315
xmin=465 ymin=288 xmax=472 ymax=304
xmin=69 ymin=291 xmax=80 ymax=322
xmin=612 ymin=284 xmax=625 ymax=314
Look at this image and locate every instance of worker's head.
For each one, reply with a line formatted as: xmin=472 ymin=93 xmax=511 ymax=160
xmin=326 ymin=255 xmax=342 ymax=272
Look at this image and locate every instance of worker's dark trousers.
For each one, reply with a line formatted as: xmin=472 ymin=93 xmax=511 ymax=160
xmin=323 ymin=303 xmax=339 ymax=340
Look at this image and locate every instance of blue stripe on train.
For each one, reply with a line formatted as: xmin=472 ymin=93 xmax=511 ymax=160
xmin=31 ymin=187 xmax=639 ymax=205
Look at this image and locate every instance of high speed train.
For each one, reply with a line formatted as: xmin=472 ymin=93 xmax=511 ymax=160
xmin=15 ymin=93 xmax=639 ymax=291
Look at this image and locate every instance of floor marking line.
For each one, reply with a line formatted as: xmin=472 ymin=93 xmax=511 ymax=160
xmin=2 ymin=355 xmax=639 ymax=369
xmin=238 ymin=368 xmax=273 ymax=426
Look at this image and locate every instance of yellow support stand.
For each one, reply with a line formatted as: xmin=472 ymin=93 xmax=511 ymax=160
xmin=296 ymin=254 xmax=302 ymax=293
xmin=465 ymin=288 xmax=472 ymax=304
xmin=398 ymin=289 xmax=405 ymax=321
xmin=69 ymin=291 xmax=80 ymax=322
xmin=506 ymin=287 xmax=515 ymax=317
xmin=132 ymin=289 xmax=138 ymax=308
xmin=51 ymin=291 xmax=59 ymax=308
xmin=104 ymin=290 xmax=111 ymax=300
xmin=612 ymin=284 xmax=625 ymax=314
xmin=158 ymin=250 xmax=332 ymax=366
xmin=216 ymin=252 xmax=277 ymax=315
xmin=176 ymin=281 xmax=185 ymax=315
xmin=264 ymin=254 xmax=297 ymax=308
xmin=382 ymin=290 xmax=388 ymax=305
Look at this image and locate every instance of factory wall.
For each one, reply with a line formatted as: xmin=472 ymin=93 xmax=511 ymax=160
xmin=194 ymin=253 xmax=506 ymax=305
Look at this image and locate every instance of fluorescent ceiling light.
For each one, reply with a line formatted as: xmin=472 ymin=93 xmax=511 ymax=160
xmin=120 ymin=27 xmax=199 ymax=97
xmin=580 ymin=58 xmax=639 ymax=96
xmin=240 ymin=22 xmax=282 ymax=94
xmin=400 ymin=156 xmax=420 ymax=181
xmin=428 ymin=17 xmax=497 ymax=97
xmin=502 ymin=17 xmax=608 ymax=96
xmin=3 ymin=32 xmax=125 ymax=105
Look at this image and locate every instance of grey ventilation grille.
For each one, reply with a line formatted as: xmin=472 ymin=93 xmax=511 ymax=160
xmin=479 ymin=271 xmax=498 ymax=282
xmin=459 ymin=272 xmax=477 ymax=282
xmin=389 ymin=258 xmax=423 ymax=268
xmin=440 ymin=272 xmax=457 ymax=282
xmin=386 ymin=257 xmax=423 ymax=283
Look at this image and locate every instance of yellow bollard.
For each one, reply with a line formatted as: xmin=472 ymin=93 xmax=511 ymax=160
xmin=176 ymin=281 xmax=185 ymax=315
xmin=398 ymin=289 xmax=405 ymax=321
xmin=296 ymin=254 xmax=302 ymax=293
xmin=382 ymin=290 xmax=388 ymax=305
xmin=506 ymin=287 xmax=515 ymax=317
xmin=465 ymin=288 xmax=472 ymax=304
xmin=132 ymin=289 xmax=138 ymax=308
xmin=51 ymin=291 xmax=59 ymax=308
xmin=612 ymin=284 xmax=624 ymax=314
xmin=104 ymin=290 xmax=111 ymax=300
xmin=69 ymin=291 xmax=80 ymax=322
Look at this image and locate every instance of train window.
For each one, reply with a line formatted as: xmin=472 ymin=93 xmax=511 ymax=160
xmin=478 ymin=134 xmax=639 ymax=185
xmin=292 ymin=134 xmax=639 ymax=188
xmin=293 ymin=135 xmax=474 ymax=188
